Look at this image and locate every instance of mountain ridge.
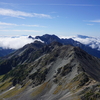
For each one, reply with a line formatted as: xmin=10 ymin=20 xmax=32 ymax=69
xmin=0 ymin=41 xmax=100 ymax=100
xmin=34 ymin=34 xmax=100 ymax=58
xmin=1 ymin=34 xmax=100 ymax=59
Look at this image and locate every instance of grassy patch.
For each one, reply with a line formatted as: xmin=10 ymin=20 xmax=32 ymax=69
xmin=63 ymin=81 xmax=81 ymax=93
xmin=31 ymin=82 xmax=48 ymax=96
xmin=0 ymin=79 xmax=12 ymax=92
xmin=53 ymin=85 xmax=62 ymax=94
xmin=0 ymin=75 xmax=4 ymax=80
xmin=72 ymin=72 xmax=89 ymax=88
xmin=0 ymin=81 xmax=30 ymax=99
xmin=72 ymin=95 xmax=81 ymax=100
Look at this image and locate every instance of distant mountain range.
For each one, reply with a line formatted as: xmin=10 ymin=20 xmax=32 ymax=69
xmin=0 ymin=48 xmax=14 ymax=57
xmin=69 ymin=35 xmax=100 ymax=51
xmin=0 ymin=34 xmax=100 ymax=58
xmin=34 ymin=34 xmax=100 ymax=58
xmin=0 ymin=40 xmax=100 ymax=100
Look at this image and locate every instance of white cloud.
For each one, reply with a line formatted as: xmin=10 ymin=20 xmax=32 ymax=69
xmin=87 ymin=24 xmax=94 ymax=25
xmin=0 ymin=22 xmax=17 ymax=26
xmin=21 ymin=24 xmax=46 ymax=27
xmin=60 ymin=35 xmax=100 ymax=51
xmin=64 ymin=35 xmax=100 ymax=51
xmin=0 ymin=26 xmax=9 ymax=29
xmin=84 ymin=19 xmax=100 ymax=23
xmin=89 ymin=20 xmax=100 ymax=23
xmin=0 ymin=8 xmax=52 ymax=19
xmin=0 ymin=30 xmax=41 ymax=32
xmin=0 ymin=22 xmax=46 ymax=27
xmin=0 ymin=35 xmax=43 ymax=49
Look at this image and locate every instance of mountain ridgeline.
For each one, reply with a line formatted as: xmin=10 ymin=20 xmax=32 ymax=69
xmin=1 ymin=34 xmax=100 ymax=59
xmin=0 ymin=40 xmax=100 ymax=100
xmin=35 ymin=34 xmax=100 ymax=58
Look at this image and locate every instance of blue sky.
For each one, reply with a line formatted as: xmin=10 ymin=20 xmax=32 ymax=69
xmin=0 ymin=0 xmax=100 ymax=37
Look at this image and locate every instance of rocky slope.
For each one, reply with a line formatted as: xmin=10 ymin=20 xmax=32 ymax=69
xmin=0 ymin=42 xmax=100 ymax=100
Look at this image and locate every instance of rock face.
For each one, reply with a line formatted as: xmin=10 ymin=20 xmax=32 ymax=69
xmin=0 ymin=42 xmax=100 ymax=100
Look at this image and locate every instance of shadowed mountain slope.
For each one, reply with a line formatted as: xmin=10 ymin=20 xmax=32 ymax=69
xmin=0 ymin=48 xmax=14 ymax=57
xmin=0 ymin=42 xmax=100 ymax=100
xmin=0 ymin=41 xmax=45 ymax=75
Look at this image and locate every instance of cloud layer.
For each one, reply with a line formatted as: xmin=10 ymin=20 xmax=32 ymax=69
xmin=62 ymin=35 xmax=100 ymax=51
xmin=1 ymin=34 xmax=100 ymax=51
xmin=0 ymin=35 xmax=42 ymax=49
xmin=89 ymin=20 xmax=100 ymax=23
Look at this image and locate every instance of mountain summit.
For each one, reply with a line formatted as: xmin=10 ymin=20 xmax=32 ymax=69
xmin=0 ymin=41 xmax=100 ymax=100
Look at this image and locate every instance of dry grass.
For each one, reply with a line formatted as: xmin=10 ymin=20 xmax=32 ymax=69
xmin=53 ymin=85 xmax=62 ymax=94
xmin=31 ymin=82 xmax=48 ymax=96
xmin=0 ymin=81 xmax=30 ymax=99
xmin=0 ymin=75 xmax=4 ymax=80
xmin=63 ymin=81 xmax=80 ymax=93
xmin=0 ymin=79 xmax=12 ymax=92
xmin=72 ymin=95 xmax=81 ymax=100
xmin=61 ymin=81 xmax=83 ymax=100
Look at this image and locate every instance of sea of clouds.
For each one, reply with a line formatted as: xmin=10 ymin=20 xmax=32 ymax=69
xmin=0 ymin=34 xmax=100 ymax=51
xmin=0 ymin=35 xmax=41 ymax=49
xmin=61 ymin=35 xmax=100 ymax=51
